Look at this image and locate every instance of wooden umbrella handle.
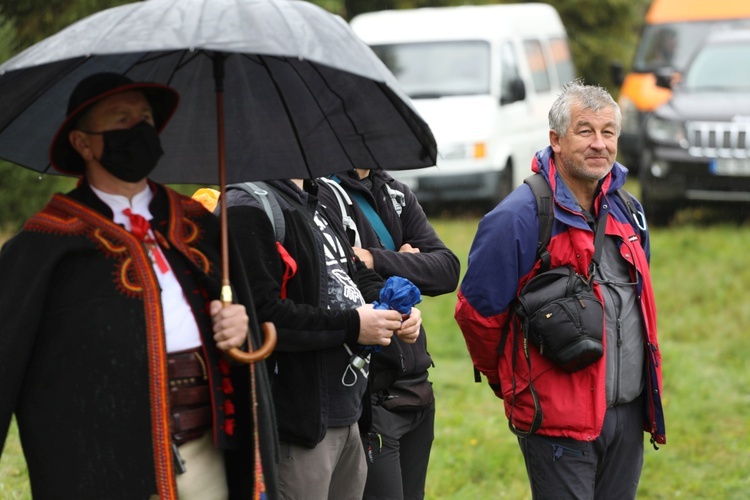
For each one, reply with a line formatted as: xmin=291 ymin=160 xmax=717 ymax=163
xmin=227 ymin=321 xmax=277 ymax=364
xmin=213 ymin=67 xmax=276 ymax=365
xmin=221 ymin=286 xmax=277 ymax=364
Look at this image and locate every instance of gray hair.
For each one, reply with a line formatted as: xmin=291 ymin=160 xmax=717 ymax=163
xmin=548 ymin=79 xmax=621 ymax=137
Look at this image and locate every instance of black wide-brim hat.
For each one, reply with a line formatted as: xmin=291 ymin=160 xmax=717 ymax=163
xmin=50 ymin=72 xmax=179 ymax=175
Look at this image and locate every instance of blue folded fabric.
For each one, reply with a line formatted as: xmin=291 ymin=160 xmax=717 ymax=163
xmin=373 ymin=276 xmax=422 ymax=314
xmin=364 ymin=276 xmax=422 ymax=353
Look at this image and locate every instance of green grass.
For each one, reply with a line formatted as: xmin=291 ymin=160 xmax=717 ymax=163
xmin=0 ymin=418 xmax=28 ymax=499
xmin=3 ymin=216 xmax=750 ymax=498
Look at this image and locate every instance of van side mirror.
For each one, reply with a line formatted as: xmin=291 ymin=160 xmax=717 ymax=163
xmin=654 ymin=67 xmax=676 ymax=89
xmin=501 ymin=78 xmax=526 ymax=105
xmin=610 ymin=61 xmax=624 ymax=87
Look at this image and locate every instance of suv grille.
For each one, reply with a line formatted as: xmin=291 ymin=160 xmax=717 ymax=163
xmin=687 ymin=121 xmax=750 ymax=158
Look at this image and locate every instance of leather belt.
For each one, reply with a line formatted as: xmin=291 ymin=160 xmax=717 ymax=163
xmin=168 ymin=349 xmax=208 ymax=380
xmin=170 ymin=384 xmax=210 ymax=407
xmin=168 ymin=347 xmax=211 ymax=445
xmin=172 ymin=406 xmax=212 ymax=445
xmin=173 ymin=406 xmax=212 ymax=429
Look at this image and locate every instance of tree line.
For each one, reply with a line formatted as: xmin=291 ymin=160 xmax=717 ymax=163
xmin=0 ymin=0 xmax=651 ymax=230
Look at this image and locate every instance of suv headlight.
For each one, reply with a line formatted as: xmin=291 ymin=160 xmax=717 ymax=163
xmin=646 ymin=115 xmax=687 ymax=146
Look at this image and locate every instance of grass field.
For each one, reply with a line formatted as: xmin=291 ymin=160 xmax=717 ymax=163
xmin=2 ymin=210 xmax=750 ymax=498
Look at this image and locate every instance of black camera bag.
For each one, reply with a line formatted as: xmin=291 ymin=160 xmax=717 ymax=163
xmin=516 ymin=266 xmax=604 ymax=372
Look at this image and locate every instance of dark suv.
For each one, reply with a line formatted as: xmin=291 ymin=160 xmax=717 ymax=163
xmin=641 ymin=29 xmax=750 ymax=224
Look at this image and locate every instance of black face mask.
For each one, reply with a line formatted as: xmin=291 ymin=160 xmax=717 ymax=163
xmin=95 ymin=121 xmax=164 ymax=182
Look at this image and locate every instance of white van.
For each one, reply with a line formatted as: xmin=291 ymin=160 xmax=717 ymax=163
xmin=350 ymin=4 xmax=575 ymax=207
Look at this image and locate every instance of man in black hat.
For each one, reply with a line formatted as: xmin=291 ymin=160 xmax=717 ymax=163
xmin=0 ymin=72 xmax=278 ymax=499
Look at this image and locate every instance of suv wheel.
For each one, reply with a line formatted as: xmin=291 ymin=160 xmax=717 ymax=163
xmin=639 ymin=170 xmax=675 ymax=227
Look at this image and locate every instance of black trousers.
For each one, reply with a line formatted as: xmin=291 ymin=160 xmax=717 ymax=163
xmin=362 ymin=401 xmax=435 ymax=500
xmin=518 ymin=395 xmax=645 ymax=500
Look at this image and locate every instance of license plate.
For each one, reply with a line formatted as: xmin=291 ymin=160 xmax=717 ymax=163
xmin=709 ymin=158 xmax=750 ymax=176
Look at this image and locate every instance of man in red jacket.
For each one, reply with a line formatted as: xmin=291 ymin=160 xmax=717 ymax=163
xmin=455 ymin=80 xmax=666 ymax=498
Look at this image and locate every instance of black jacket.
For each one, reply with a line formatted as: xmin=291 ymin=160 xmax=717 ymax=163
xmin=226 ymin=179 xmax=383 ymax=448
xmin=318 ymin=169 xmax=460 ymax=392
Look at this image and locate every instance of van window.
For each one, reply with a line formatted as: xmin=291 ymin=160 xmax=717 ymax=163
xmin=500 ymin=42 xmax=522 ymax=98
xmin=523 ymin=39 xmax=551 ymax=92
xmin=370 ymin=41 xmax=490 ymax=98
xmin=549 ymin=36 xmax=576 ymax=85
xmin=634 ymin=19 xmax=750 ymax=72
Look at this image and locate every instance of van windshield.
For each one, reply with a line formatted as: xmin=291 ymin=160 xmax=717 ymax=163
xmin=633 ymin=20 xmax=750 ymax=72
xmin=370 ymin=41 xmax=490 ymax=98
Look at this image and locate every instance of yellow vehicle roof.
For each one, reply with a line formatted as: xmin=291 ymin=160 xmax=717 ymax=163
xmin=647 ymin=0 xmax=750 ymax=24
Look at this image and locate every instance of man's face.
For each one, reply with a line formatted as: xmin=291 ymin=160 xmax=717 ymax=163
xmin=550 ymin=103 xmax=618 ymax=183
xmin=78 ymin=90 xmax=155 ymax=159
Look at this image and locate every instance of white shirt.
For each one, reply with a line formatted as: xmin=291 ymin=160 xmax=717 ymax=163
xmin=91 ymin=185 xmax=202 ymax=352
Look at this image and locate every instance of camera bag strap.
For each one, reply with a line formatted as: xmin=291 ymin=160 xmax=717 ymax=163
xmin=508 ymin=181 xmax=609 ymax=438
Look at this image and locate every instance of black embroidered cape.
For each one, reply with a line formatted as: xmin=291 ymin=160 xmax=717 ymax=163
xmin=0 ymin=181 xmax=278 ymax=499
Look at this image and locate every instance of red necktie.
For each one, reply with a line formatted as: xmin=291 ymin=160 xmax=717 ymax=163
xmin=123 ymin=208 xmax=169 ymax=273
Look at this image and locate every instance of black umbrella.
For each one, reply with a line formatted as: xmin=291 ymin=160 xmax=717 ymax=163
xmin=0 ymin=0 xmax=437 ymax=363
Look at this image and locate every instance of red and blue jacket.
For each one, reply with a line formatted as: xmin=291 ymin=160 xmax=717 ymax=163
xmin=455 ymin=146 xmax=666 ymax=446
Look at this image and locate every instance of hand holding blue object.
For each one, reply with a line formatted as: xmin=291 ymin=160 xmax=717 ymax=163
xmin=365 ymin=276 xmax=422 ymax=353
xmin=373 ymin=276 xmax=422 ymax=314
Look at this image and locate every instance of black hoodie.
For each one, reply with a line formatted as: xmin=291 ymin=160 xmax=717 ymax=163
xmin=317 ymin=169 xmax=460 ymax=394
xmin=226 ymin=179 xmax=383 ymax=448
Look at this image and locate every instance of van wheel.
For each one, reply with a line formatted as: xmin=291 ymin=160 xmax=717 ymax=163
xmin=485 ymin=166 xmax=513 ymax=212
xmin=495 ymin=163 xmax=514 ymax=201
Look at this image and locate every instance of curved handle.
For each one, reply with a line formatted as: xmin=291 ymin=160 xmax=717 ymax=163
xmin=227 ymin=321 xmax=277 ymax=364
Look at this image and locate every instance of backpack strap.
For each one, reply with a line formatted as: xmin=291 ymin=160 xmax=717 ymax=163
xmin=616 ymin=188 xmax=648 ymax=232
xmin=225 ymin=182 xmax=297 ymax=298
xmin=318 ymin=176 xmax=362 ymax=247
xmin=523 ymin=174 xmax=554 ymax=272
xmin=328 ymin=175 xmax=396 ymax=250
xmin=504 ymin=175 xmax=555 ymax=437
xmin=384 ymin=183 xmax=406 ymax=217
xmin=522 ymin=175 xmax=641 ymax=268
xmin=226 ymin=181 xmax=285 ymax=244
xmin=507 ymin=312 xmax=543 ymax=438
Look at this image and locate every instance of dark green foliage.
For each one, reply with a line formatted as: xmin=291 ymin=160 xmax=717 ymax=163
xmin=0 ymin=13 xmax=14 ymax=62
xmin=0 ymin=1 xmax=127 ymax=230
xmin=0 ymin=0 xmax=131 ymax=53
xmin=552 ymin=0 xmax=651 ymax=92
xmin=345 ymin=0 xmax=461 ymax=19
xmin=0 ymin=163 xmax=76 ymax=232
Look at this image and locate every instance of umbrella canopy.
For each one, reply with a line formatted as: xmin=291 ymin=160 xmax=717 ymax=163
xmin=0 ymin=0 xmax=437 ymax=184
